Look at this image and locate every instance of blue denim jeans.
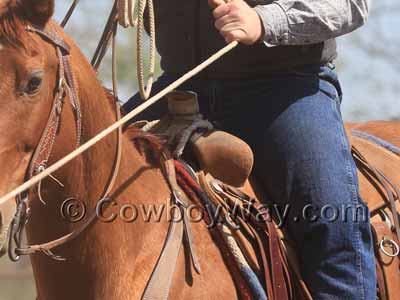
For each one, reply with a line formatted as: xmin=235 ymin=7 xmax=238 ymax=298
xmin=123 ymin=65 xmax=376 ymax=299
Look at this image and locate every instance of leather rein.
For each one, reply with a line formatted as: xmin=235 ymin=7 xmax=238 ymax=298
xmin=7 ymin=23 xmax=122 ymax=262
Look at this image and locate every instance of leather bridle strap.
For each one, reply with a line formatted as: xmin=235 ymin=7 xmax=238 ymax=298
xmin=26 ymin=24 xmax=82 ymax=177
xmin=9 ymin=23 xmax=122 ymax=260
xmin=352 ymin=146 xmax=400 ymax=241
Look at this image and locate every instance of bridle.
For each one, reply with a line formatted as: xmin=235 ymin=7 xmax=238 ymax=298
xmin=5 ymin=21 xmax=199 ymax=300
xmin=7 ymin=22 xmax=122 ymax=261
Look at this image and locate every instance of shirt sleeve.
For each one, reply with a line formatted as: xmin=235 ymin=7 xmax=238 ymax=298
xmin=253 ymin=0 xmax=369 ymax=47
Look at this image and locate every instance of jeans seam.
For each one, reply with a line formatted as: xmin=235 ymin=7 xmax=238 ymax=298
xmin=337 ymin=118 xmax=366 ymax=300
xmin=320 ymin=79 xmax=340 ymax=106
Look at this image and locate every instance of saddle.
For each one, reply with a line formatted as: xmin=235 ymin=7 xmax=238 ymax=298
xmin=136 ymin=91 xmax=400 ymax=300
xmin=137 ymin=90 xmax=254 ymax=187
xmin=346 ymin=127 xmax=400 ymax=300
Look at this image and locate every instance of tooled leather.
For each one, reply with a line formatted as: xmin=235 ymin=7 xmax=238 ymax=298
xmin=28 ymin=24 xmax=81 ymax=177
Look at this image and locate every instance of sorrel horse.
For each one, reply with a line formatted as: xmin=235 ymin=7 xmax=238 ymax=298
xmin=0 ymin=0 xmax=399 ymax=299
xmin=0 ymin=1 xmax=238 ymax=299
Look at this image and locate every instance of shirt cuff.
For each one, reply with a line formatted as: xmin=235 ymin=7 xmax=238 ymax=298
xmin=254 ymin=2 xmax=289 ymax=47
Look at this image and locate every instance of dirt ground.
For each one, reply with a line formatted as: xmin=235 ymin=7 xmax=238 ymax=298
xmin=0 ymin=257 xmax=35 ymax=300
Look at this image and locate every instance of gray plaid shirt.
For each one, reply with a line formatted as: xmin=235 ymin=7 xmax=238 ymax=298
xmin=254 ymin=0 xmax=370 ymax=46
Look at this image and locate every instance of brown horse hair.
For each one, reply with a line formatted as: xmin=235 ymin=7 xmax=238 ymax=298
xmin=0 ymin=6 xmax=33 ymax=48
xmin=0 ymin=5 xmax=165 ymax=162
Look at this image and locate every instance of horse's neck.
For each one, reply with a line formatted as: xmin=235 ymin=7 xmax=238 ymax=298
xmin=27 ymin=52 xmax=171 ymax=299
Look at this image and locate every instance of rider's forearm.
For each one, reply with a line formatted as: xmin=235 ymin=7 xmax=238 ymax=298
xmin=254 ymin=0 xmax=369 ymax=46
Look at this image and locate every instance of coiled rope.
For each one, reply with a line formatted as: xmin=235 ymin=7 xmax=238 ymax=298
xmin=118 ymin=0 xmax=156 ymax=100
xmin=62 ymin=0 xmax=156 ymax=101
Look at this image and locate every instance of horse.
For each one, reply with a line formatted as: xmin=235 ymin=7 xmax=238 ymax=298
xmin=0 ymin=1 xmax=240 ymax=299
xmin=0 ymin=0 xmax=399 ymax=299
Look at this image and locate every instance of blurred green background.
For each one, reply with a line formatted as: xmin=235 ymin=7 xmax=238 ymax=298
xmin=1 ymin=0 xmax=399 ymax=299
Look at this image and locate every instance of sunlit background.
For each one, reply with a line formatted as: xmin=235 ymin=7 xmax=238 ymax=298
xmin=1 ymin=0 xmax=399 ymax=299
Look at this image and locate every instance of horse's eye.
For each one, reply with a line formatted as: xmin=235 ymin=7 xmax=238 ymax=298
xmin=27 ymin=77 xmax=42 ymax=93
xmin=25 ymin=75 xmax=43 ymax=95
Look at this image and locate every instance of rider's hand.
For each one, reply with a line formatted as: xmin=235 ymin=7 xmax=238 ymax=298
xmin=208 ymin=0 xmax=264 ymax=45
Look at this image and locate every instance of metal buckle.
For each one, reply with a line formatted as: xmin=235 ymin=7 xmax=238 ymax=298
xmin=380 ymin=237 xmax=400 ymax=257
xmin=8 ymin=193 xmax=29 ymax=262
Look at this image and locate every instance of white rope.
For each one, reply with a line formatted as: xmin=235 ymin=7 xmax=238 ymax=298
xmin=118 ymin=0 xmax=137 ymax=28
xmin=137 ymin=0 xmax=155 ymax=100
xmin=0 ymin=41 xmax=238 ymax=206
xmin=118 ymin=0 xmax=155 ymax=100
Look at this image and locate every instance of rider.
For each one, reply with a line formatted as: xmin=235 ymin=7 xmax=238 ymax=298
xmin=123 ymin=0 xmax=375 ymax=298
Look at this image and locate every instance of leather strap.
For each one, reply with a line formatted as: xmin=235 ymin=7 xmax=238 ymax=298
xmin=141 ymin=204 xmax=184 ymax=300
xmin=352 ymin=146 xmax=400 ymax=242
xmin=9 ymin=23 xmax=120 ymax=261
xmin=27 ymin=24 xmax=82 ymax=177
xmin=209 ymin=179 xmax=290 ymax=300
xmin=141 ymin=157 xmax=200 ymax=300
xmin=215 ymin=181 xmax=289 ymax=299
xmin=372 ymin=225 xmax=389 ymax=300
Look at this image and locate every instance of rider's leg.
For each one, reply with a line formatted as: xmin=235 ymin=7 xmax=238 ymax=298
xmin=123 ymin=65 xmax=376 ymax=299
xmin=213 ymin=65 xmax=376 ymax=300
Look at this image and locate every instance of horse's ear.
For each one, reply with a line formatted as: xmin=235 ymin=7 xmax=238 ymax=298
xmin=19 ymin=0 xmax=54 ymax=26
xmin=0 ymin=1 xmax=17 ymax=16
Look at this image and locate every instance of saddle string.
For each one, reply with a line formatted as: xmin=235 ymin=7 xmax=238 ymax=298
xmin=37 ymin=165 xmax=65 ymax=206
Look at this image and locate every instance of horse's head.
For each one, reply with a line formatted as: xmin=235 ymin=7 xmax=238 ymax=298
xmin=0 ymin=0 xmax=58 ymax=256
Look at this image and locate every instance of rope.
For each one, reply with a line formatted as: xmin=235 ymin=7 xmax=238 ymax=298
xmin=0 ymin=41 xmax=238 ymax=206
xmin=136 ymin=0 xmax=155 ymax=100
xmin=118 ymin=0 xmax=137 ymax=27
xmin=117 ymin=0 xmax=156 ymax=100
